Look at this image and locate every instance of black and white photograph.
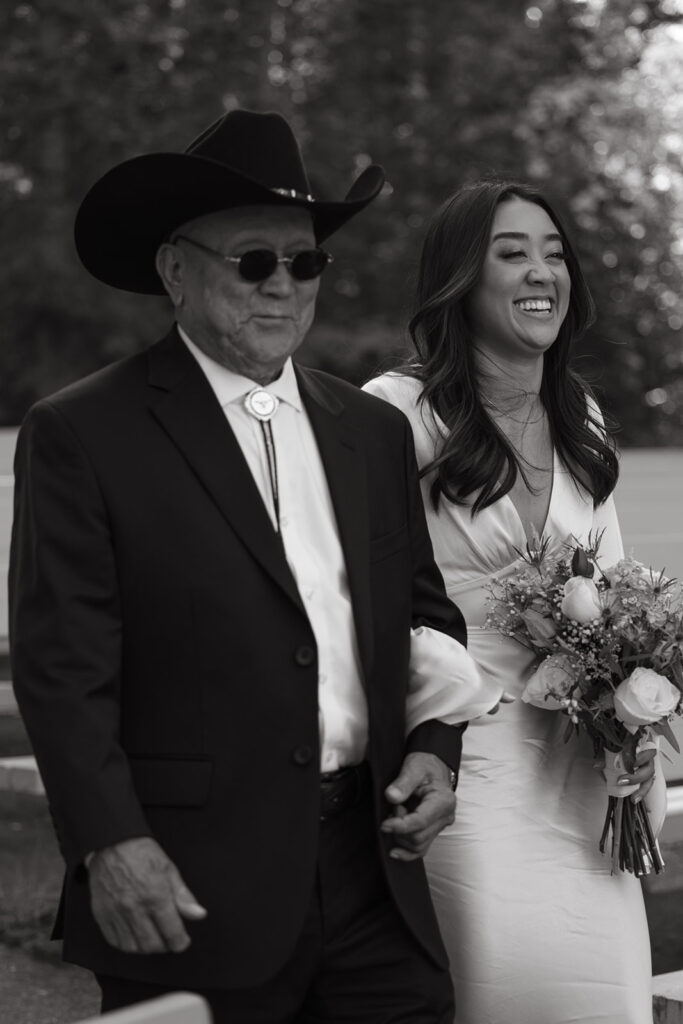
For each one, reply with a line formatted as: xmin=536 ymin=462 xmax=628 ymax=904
xmin=1 ymin=2 xmax=683 ymax=1022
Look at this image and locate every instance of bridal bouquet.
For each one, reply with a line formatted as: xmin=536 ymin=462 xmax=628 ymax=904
xmin=485 ymin=531 xmax=683 ymax=875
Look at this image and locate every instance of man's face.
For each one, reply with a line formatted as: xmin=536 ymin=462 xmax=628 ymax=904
xmin=162 ymin=205 xmax=320 ymax=383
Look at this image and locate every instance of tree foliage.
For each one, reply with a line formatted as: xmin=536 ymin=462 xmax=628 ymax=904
xmin=1 ymin=0 xmax=682 ymax=442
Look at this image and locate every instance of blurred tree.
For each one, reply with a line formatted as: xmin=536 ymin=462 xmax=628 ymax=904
xmin=0 ymin=0 xmax=681 ymax=442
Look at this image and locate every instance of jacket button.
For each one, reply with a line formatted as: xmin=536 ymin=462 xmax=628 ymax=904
xmin=294 ymin=645 xmax=315 ymax=667
xmin=292 ymin=745 xmax=313 ymax=765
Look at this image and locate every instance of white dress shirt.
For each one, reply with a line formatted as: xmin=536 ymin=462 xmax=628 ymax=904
xmin=180 ymin=329 xmax=499 ymax=772
xmin=179 ymin=327 xmax=368 ymax=771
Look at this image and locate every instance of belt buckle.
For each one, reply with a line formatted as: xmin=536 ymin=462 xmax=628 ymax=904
xmin=319 ymin=765 xmax=360 ymax=822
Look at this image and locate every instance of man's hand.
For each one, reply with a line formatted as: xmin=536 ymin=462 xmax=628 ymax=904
xmin=380 ymin=752 xmax=455 ymax=862
xmin=88 ymin=836 xmax=207 ymax=954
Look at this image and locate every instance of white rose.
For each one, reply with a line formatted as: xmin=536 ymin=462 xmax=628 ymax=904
xmin=561 ymin=576 xmax=603 ymax=623
xmin=522 ymin=654 xmax=577 ymax=710
xmin=613 ymin=667 xmax=680 ymax=728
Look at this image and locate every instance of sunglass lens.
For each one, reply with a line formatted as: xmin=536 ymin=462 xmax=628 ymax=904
xmin=291 ymin=249 xmax=329 ymax=280
xmin=238 ymin=250 xmax=279 ymax=282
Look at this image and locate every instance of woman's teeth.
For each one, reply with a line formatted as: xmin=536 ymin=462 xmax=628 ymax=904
xmin=515 ymin=299 xmax=552 ymax=312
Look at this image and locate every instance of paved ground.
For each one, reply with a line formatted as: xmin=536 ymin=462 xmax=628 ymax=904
xmin=0 ymin=943 xmax=99 ymax=1024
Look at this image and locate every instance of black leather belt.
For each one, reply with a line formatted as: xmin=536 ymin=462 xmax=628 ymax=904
xmin=319 ymin=762 xmax=371 ymax=821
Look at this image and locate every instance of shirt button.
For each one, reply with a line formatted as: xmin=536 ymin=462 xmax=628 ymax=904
xmin=291 ymin=745 xmax=313 ymax=766
xmin=280 ymin=515 xmax=289 ymax=528
xmin=319 ymin=674 xmax=327 ymax=685
xmin=294 ymin=645 xmax=315 ymax=667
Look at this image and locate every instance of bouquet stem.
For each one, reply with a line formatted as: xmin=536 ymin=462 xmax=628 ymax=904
xmin=599 ymin=795 xmax=665 ymax=876
xmin=612 ymin=796 xmax=623 ymax=874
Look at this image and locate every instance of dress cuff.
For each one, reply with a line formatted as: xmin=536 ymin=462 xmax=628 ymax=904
xmin=406 ymin=625 xmax=502 ymax=735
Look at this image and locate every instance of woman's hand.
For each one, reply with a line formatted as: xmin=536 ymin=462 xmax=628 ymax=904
xmin=621 ymin=747 xmax=656 ymax=804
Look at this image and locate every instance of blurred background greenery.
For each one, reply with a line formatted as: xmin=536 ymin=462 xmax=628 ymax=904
xmin=1 ymin=0 xmax=682 ymax=441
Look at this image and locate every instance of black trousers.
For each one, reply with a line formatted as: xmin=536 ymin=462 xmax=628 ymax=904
xmin=97 ymin=790 xmax=454 ymax=1024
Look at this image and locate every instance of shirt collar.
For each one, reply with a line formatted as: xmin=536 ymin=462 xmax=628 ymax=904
xmin=178 ymin=325 xmax=302 ymax=412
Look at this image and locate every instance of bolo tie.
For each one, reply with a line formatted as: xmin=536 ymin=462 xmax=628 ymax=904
xmin=244 ymin=386 xmax=281 ymax=533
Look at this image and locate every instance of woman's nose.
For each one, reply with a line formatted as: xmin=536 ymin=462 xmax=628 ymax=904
xmin=527 ymin=259 xmax=555 ymax=284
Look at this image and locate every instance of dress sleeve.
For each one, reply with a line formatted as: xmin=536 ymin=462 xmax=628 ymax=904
xmin=362 ymin=373 xmax=416 ymax=419
xmin=406 ymin=625 xmax=503 ymax=732
xmin=368 ymin=378 xmax=501 ymax=766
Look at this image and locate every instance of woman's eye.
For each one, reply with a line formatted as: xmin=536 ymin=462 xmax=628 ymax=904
xmin=500 ymin=249 xmax=526 ymax=260
xmin=547 ymin=251 xmax=567 ymax=261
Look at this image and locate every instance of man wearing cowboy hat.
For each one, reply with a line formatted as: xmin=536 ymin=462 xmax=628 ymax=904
xmin=9 ymin=110 xmax=494 ymax=1023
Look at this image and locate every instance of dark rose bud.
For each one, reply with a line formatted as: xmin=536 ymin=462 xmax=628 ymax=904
xmin=571 ymin=547 xmax=594 ymax=578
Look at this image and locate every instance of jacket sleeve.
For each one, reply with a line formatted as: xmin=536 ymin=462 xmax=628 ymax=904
xmin=9 ymin=401 xmax=152 ymax=869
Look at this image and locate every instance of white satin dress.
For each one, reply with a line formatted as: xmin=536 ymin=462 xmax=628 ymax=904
xmin=364 ymin=373 xmax=662 ymax=1024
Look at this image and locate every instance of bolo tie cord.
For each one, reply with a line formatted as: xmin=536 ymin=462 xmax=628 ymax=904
xmin=259 ymin=419 xmax=280 ymax=533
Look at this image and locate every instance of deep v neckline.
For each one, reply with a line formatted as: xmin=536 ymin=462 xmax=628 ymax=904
xmin=502 ymin=447 xmax=557 ymax=545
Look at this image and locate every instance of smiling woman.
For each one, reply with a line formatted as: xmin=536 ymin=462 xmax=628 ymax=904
xmin=397 ymin=180 xmax=617 ymax=523
xmin=363 ymin=179 xmax=657 ymax=1024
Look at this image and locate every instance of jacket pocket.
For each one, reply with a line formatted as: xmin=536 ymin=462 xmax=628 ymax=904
xmin=128 ymin=756 xmax=213 ymax=807
xmin=370 ymin=523 xmax=409 ymax=564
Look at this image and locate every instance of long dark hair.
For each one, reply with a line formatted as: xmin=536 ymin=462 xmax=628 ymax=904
xmin=406 ymin=180 xmax=618 ymax=512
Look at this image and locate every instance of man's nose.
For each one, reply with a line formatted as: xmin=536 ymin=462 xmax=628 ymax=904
xmin=261 ymin=262 xmax=295 ymax=296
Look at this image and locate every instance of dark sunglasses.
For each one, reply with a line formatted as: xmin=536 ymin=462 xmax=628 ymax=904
xmin=173 ymin=235 xmax=333 ymax=282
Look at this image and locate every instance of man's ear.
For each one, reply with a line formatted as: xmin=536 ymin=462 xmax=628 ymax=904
xmin=156 ymin=243 xmax=184 ymax=308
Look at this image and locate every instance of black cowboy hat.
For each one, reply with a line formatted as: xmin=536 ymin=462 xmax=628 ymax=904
xmin=74 ymin=109 xmax=385 ymax=295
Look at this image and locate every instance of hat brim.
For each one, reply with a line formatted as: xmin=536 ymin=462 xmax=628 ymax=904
xmin=74 ymin=153 xmax=385 ymax=294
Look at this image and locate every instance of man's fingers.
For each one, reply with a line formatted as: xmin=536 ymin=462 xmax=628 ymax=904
xmin=382 ymin=789 xmax=454 ymax=862
xmin=168 ymin=867 xmax=207 ymax=921
xmin=385 ymin=767 xmax=421 ymax=806
xmin=88 ymin=837 xmax=206 ymax=954
xmin=92 ymin=889 xmax=176 ymax=954
xmin=151 ymin=902 xmax=192 ymax=953
xmin=388 ymin=823 xmax=440 ymax=859
xmin=119 ymin=910 xmax=165 ymax=954
xmin=389 ymin=847 xmax=423 ymax=862
xmin=488 ymin=690 xmax=516 ymax=714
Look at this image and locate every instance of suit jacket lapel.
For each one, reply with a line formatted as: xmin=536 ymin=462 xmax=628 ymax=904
xmin=147 ymin=330 xmax=304 ymax=613
xmin=296 ymin=365 xmax=374 ymax=679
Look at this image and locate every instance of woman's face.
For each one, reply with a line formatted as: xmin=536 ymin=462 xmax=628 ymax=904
xmin=466 ymin=196 xmax=571 ymax=362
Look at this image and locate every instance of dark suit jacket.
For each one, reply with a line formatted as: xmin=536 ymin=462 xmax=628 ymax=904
xmin=9 ymin=328 xmax=467 ymax=988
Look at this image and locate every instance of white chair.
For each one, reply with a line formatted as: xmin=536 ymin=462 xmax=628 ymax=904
xmin=652 ymin=970 xmax=683 ymax=1022
xmin=75 ymin=992 xmax=212 ymax=1024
